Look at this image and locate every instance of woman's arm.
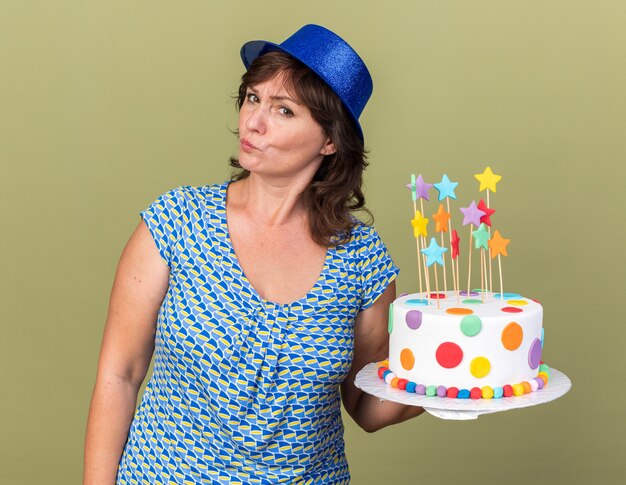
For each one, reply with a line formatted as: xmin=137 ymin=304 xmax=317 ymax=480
xmin=341 ymin=281 xmax=425 ymax=432
xmin=83 ymin=220 xmax=170 ymax=485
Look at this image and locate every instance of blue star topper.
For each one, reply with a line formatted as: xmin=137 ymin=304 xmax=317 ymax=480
xmin=433 ymin=174 xmax=459 ymax=201
xmin=421 ymin=237 xmax=449 ymax=267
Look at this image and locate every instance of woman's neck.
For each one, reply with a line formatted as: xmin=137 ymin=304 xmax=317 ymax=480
xmin=228 ymin=175 xmax=309 ymax=227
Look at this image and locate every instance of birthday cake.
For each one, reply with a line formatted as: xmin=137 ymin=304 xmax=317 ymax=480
xmin=377 ymin=169 xmax=550 ymax=399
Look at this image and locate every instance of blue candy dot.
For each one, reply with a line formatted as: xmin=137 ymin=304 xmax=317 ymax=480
xmin=406 ymin=382 xmax=417 ymax=393
xmin=382 ymin=370 xmax=392 ymax=380
xmin=406 ymin=298 xmax=429 ymax=306
xmin=457 ymin=389 xmax=470 ymax=399
xmin=493 ymin=387 xmax=504 ymax=399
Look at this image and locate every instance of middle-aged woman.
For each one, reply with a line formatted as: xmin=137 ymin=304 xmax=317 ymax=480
xmin=84 ymin=24 xmax=424 ymax=484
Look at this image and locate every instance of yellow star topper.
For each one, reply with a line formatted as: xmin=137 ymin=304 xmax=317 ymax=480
xmin=474 ymin=166 xmax=502 ymax=193
xmin=410 ymin=210 xmax=429 ymax=238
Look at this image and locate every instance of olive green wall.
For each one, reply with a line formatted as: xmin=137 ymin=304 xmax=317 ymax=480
xmin=2 ymin=1 xmax=624 ymax=483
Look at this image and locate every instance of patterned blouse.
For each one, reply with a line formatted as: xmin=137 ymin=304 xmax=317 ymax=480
xmin=116 ymin=182 xmax=399 ymax=484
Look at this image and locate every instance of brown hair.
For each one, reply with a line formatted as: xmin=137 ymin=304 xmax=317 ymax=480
xmin=229 ymin=50 xmax=372 ymax=246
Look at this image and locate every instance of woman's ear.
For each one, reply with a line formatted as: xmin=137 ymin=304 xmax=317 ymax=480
xmin=320 ymin=138 xmax=337 ymax=156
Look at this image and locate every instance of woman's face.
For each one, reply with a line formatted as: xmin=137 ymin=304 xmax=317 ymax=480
xmin=237 ymin=73 xmax=336 ymax=181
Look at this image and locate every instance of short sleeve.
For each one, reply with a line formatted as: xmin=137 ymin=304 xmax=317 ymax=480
xmin=356 ymin=225 xmax=400 ymax=310
xmin=139 ymin=186 xmax=188 ymax=268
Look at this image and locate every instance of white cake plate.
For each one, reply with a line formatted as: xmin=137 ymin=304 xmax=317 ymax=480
xmin=355 ymin=363 xmax=572 ymax=420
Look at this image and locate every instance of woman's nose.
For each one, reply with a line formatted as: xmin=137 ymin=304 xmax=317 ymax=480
xmin=244 ymin=106 xmax=267 ymax=134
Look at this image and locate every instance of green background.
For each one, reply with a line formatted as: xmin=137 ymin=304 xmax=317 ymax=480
xmin=2 ymin=1 xmax=624 ymax=483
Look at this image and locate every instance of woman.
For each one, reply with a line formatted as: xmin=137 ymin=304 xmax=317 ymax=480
xmin=84 ymin=25 xmax=423 ymax=485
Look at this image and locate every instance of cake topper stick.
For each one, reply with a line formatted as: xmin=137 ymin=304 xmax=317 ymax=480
xmin=475 ymin=167 xmax=502 ymax=294
xmin=460 ymin=201 xmax=486 ymax=297
xmin=432 ymin=204 xmax=451 ymax=296
xmin=488 ymin=230 xmax=510 ymax=300
xmin=451 ymin=229 xmax=461 ymax=304
xmin=414 ymin=174 xmax=434 ymax=303
xmin=433 ymin=174 xmax=458 ymax=301
xmin=421 ymin=238 xmax=448 ymax=309
xmin=472 ymin=223 xmax=491 ymax=303
xmin=409 ymin=175 xmax=424 ymax=298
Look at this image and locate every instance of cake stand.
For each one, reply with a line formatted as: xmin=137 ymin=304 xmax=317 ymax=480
xmin=355 ymin=363 xmax=572 ymax=420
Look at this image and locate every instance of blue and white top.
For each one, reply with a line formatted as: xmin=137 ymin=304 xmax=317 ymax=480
xmin=116 ymin=182 xmax=399 ymax=484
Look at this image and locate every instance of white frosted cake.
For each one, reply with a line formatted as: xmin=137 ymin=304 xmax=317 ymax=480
xmin=378 ymin=291 xmax=549 ymax=399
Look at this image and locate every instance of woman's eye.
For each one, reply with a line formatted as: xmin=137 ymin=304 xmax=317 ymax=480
xmin=278 ymin=107 xmax=294 ymax=117
xmin=246 ymin=93 xmax=258 ymax=103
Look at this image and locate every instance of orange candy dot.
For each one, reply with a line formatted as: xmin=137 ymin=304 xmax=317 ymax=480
xmin=400 ymin=348 xmax=415 ymax=370
xmin=501 ymin=322 xmax=524 ymax=350
xmin=538 ymin=372 xmax=549 ymax=385
xmin=391 ymin=377 xmax=400 ymax=388
xmin=446 ymin=307 xmax=473 ymax=315
xmin=521 ymin=381 xmax=532 ymax=394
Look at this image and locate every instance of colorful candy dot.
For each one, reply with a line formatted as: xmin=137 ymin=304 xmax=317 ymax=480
xmin=460 ymin=315 xmax=482 ymax=336
xmin=470 ymin=356 xmax=491 ymax=378
xmin=533 ymin=377 xmax=545 ymax=389
xmin=470 ymin=387 xmax=482 ymax=399
xmin=495 ymin=292 xmax=522 ymax=299
xmin=378 ymin=360 xmax=388 ymax=368
xmin=405 ymin=310 xmax=423 ymax=330
xmin=377 ymin=367 xmax=387 ymax=379
xmin=481 ymin=386 xmax=494 ymax=399
xmin=426 ymin=385 xmax=437 ymax=397
xmin=436 ymin=386 xmax=447 ymax=397
xmin=457 ymin=389 xmax=470 ymax=399
xmin=460 ymin=290 xmax=479 ymax=297
xmin=501 ymin=306 xmax=523 ymax=313
xmin=398 ymin=379 xmax=408 ymax=390
xmin=447 ymin=387 xmax=459 ymax=398
xmin=521 ymin=381 xmax=531 ymax=394
xmin=493 ymin=387 xmax=504 ymax=399
xmin=538 ymin=373 xmax=548 ymax=385
xmin=415 ymin=384 xmax=426 ymax=395
xmin=503 ymin=385 xmax=513 ymax=397
xmin=436 ymin=342 xmax=464 ymax=368
xmin=512 ymin=384 xmax=525 ymax=396
xmin=507 ymin=299 xmax=528 ymax=306
xmin=406 ymin=382 xmax=417 ymax=393
xmin=400 ymin=348 xmax=415 ymax=370
xmin=384 ymin=372 xmax=396 ymax=385
xmin=501 ymin=322 xmax=524 ymax=350
xmin=391 ymin=377 xmax=399 ymax=388
xmin=406 ymin=298 xmax=428 ymax=306
xmin=529 ymin=379 xmax=539 ymax=392
xmin=539 ymin=364 xmax=550 ymax=376
xmin=528 ymin=338 xmax=542 ymax=369
xmin=382 ymin=370 xmax=392 ymax=380
xmin=446 ymin=307 xmax=473 ymax=315
xmin=462 ymin=299 xmax=483 ymax=304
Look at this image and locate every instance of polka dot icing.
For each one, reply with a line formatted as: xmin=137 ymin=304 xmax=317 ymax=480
xmin=460 ymin=315 xmax=482 ymax=336
xmin=462 ymin=299 xmax=482 ymax=304
xmin=406 ymin=298 xmax=428 ymax=306
xmin=501 ymin=322 xmax=523 ymax=350
xmin=430 ymin=293 xmax=446 ymax=299
xmin=405 ymin=310 xmax=422 ymax=330
xmin=400 ymin=348 xmax=415 ymax=370
xmin=470 ymin=356 xmax=491 ymax=378
xmin=460 ymin=290 xmax=479 ymax=297
xmin=436 ymin=342 xmax=464 ymax=368
xmin=528 ymin=338 xmax=542 ymax=369
xmin=501 ymin=306 xmax=523 ymax=313
xmin=446 ymin=307 xmax=473 ymax=315
xmin=495 ymin=292 xmax=522 ymax=299
xmin=507 ymin=299 xmax=528 ymax=306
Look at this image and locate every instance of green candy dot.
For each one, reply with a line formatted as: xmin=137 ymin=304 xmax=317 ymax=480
xmin=460 ymin=314 xmax=482 ymax=337
xmin=462 ymin=299 xmax=483 ymax=304
xmin=388 ymin=303 xmax=394 ymax=334
xmin=426 ymin=385 xmax=437 ymax=397
xmin=539 ymin=364 xmax=550 ymax=376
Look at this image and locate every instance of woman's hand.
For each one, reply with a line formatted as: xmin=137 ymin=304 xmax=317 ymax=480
xmin=341 ymin=281 xmax=424 ymax=432
xmin=83 ymin=220 xmax=169 ymax=484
